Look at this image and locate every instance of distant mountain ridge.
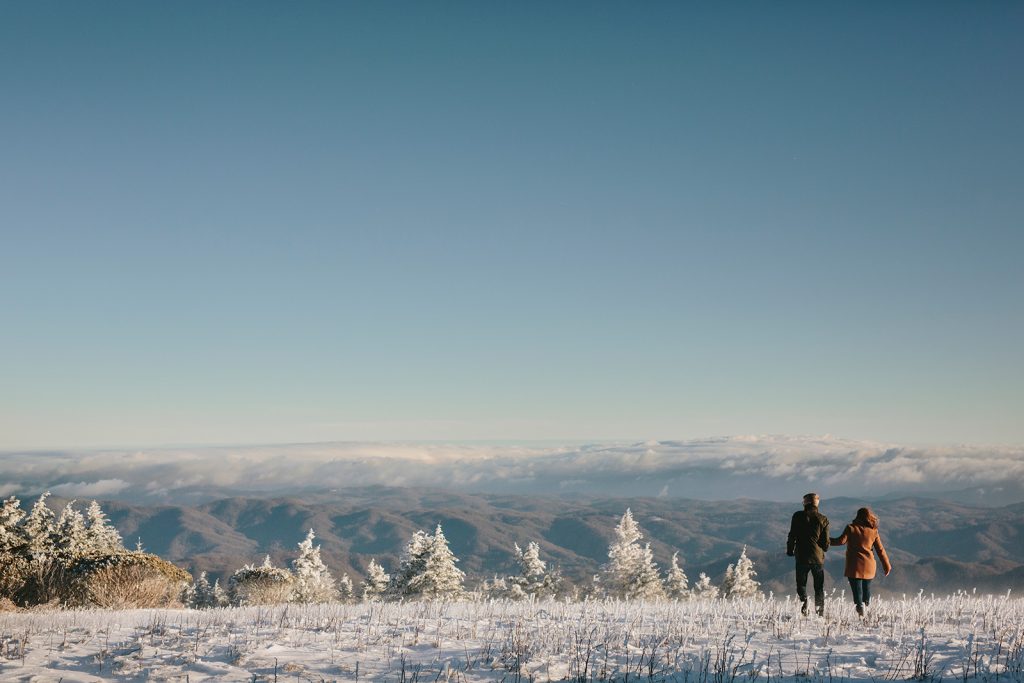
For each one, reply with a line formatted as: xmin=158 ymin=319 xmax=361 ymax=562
xmin=98 ymin=486 xmax=1024 ymax=597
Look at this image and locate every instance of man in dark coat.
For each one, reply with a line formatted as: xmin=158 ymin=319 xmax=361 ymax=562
xmin=787 ymin=492 xmax=830 ymax=616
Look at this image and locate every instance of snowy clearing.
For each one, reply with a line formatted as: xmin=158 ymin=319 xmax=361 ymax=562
xmin=1 ymin=594 xmax=1022 ymax=682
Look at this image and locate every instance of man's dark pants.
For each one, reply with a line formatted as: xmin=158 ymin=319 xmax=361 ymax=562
xmin=795 ymin=563 xmax=825 ymax=613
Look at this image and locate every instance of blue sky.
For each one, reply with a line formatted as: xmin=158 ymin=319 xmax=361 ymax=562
xmin=2 ymin=3 xmax=1022 ymax=449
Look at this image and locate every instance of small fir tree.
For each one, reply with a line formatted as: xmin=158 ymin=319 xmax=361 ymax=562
xmin=664 ymin=552 xmax=690 ymax=599
xmin=601 ymin=509 xmax=665 ymax=599
xmin=84 ymin=500 xmax=123 ymax=554
xmin=337 ymin=573 xmax=354 ymax=602
xmin=386 ymin=530 xmax=430 ymax=599
xmin=291 ymin=529 xmax=338 ymax=604
xmin=0 ymin=497 xmax=29 ymax=599
xmin=53 ymin=502 xmax=89 ymax=561
xmin=361 ymin=559 xmax=389 ymax=600
xmin=508 ymin=541 xmax=560 ymax=598
xmin=22 ymin=493 xmax=56 ymax=563
xmin=692 ymin=572 xmax=720 ymax=599
xmin=722 ymin=547 xmax=760 ymax=598
xmin=0 ymin=497 xmax=27 ymax=553
xmin=404 ymin=525 xmax=465 ymax=599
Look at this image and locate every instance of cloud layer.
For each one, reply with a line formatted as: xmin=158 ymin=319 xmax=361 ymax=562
xmin=1 ymin=435 xmax=1022 ymax=504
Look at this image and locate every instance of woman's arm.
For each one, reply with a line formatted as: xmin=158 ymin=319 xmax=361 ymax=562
xmin=829 ymin=525 xmax=850 ymax=546
xmin=874 ymin=532 xmax=892 ymax=576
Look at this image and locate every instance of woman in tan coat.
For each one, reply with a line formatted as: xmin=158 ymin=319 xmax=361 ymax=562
xmin=830 ymin=507 xmax=891 ymax=615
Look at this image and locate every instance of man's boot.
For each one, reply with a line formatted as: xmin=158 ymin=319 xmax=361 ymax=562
xmin=800 ymin=598 xmax=809 ymax=616
xmin=816 ymin=601 xmax=824 ymax=617
xmin=856 ymin=604 xmax=865 ymax=617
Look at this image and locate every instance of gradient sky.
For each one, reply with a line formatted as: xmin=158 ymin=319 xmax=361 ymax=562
xmin=2 ymin=3 xmax=1022 ymax=449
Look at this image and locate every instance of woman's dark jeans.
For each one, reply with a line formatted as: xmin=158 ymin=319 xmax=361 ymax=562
xmin=848 ymin=577 xmax=872 ymax=606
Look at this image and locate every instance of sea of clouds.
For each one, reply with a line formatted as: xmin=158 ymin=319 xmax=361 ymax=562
xmin=1 ymin=435 xmax=1022 ymax=505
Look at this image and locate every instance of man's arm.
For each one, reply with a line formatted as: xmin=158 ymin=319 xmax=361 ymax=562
xmin=787 ymin=513 xmax=798 ymax=556
xmin=817 ymin=518 xmax=830 ymax=552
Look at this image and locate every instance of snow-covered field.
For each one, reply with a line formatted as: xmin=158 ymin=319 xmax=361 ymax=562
xmin=1 ymin=594 xmax=1022 ymax=682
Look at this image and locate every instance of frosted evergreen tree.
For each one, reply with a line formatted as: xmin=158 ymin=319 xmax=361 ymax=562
xmin=0 ymin=497 xmax=27 ymax=553
xmin=84 ymin=500 xmax=123 ymax=554
xmin=664 ymin=552 xmax=691 ymax=599
xmin=0 ymin=497 xmax=29 ymax=599
xmin=406 ymin=525 xmax=465 ymax=599
xmin=209 ymin=578 xmax=228 ymax=607
xmin=22 ymin=493 xmax=56 ymax=563
xmin=508 ymin=541 xmax=560 ymax=599
xmin=53 ymin=501 xmax=89 ymax=561
xmin=481 ymin=575 xmax=510 ymax=599
xmin=386 ymin=530 xmax=430 ymax=598
xmin=186 ymin=571 xmax=228 ymax=608
xmin=601 ymin=509 xmax=665 ymax=599
xmin=291 ymin=528 xmax=338 ymax=603
xmin=722 ymin=547 xmax=760 ymax=598
xmin=338 ymin=573 xmax=354 ymax=602
xmin=692 ymin=572 xmax=720 ymax=599
xmin=361 ymin=559 xmax=389 ymax=600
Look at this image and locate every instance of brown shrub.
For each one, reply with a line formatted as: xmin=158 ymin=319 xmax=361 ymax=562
xmin=69 ymin=553 xmax=191 ymax=609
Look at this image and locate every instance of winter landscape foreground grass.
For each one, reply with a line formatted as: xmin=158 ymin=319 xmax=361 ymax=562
xmin=1 ymin=594 xmax=1022 ymax=682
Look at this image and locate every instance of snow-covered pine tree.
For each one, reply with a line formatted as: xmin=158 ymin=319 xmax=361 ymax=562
xmin=0 ymin=497 xmax=27 ymax=554
xmin=338 ymin=573 xmax=354 ymax=602
xmin=692 ymin=572 xmax=720 ymax=599
xmin=209 ymin=578 xmax=228 ymax=607
xmin=406 ymin=525 xmax=465 ymax=599
xmin=53 ymin=501 xmax=89 ymax=561
xmin=722 ymin=546 xmax=760 ymax=598
xmin=84 ymin=500 xmax=123 ymax=554
xmin=601 ymin=509 xmax=665 ymax=600
xmin=508 ymin=541 xmax=560 ymax=599
xmin=361 ymin=559 xmax=389 ymax=600
xmin=0 ymin=497 xmax=29 ymax=599
xmin=186 ymin=571 xmax=228 ymax=609
xmin=664 ymin=551 xmax=690 ymax=599
xmin=183 ymin=571 xmax=204 ymax=608
xmin=291 ymin=528 xmax=338 ymax=604
xmin=22 ymin=493 xmax=56 ymax=563
xmin=481 ymin=575 xmax=510 ymax=599
xmin=386 ymin=530 xmax=430 ymax=599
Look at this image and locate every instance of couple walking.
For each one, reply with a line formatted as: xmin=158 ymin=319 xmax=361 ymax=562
xmin=787 ymin=492 xmax=891 ymax=616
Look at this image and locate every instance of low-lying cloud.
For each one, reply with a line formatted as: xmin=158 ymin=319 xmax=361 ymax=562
xmin=1 ymin=436 xmax=1022 ymax=504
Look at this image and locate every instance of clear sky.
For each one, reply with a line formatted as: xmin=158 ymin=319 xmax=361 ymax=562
xmin=2 ymin=3 xmax=1022 ymax=449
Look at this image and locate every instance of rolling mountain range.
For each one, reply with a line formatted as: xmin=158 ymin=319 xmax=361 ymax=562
xmin=97 ymin=486 xmax=1024 ymax=597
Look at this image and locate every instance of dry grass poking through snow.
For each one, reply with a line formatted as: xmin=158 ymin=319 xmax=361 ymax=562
xmin=0 ymin=594 xmax=1022 ymax=682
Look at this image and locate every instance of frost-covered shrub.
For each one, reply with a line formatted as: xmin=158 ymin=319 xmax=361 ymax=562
xmin=229 ymin=556 xmax=295 ymax=605
xmin=70 ymin=552 xmax=191 ymax=608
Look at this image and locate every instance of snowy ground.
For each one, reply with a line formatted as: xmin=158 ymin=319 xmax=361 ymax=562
xmin=1 ymin=594 xmax=1022 ymax=682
